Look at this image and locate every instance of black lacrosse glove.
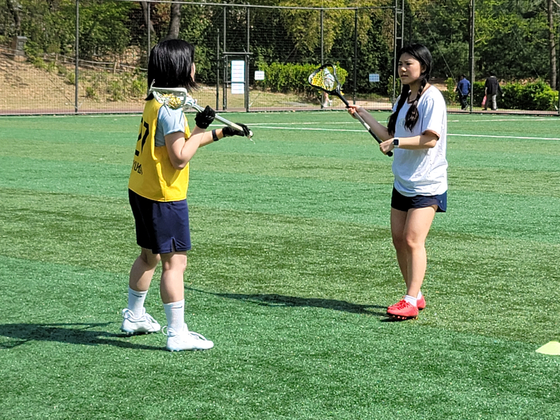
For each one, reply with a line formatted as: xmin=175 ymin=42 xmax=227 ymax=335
xmin=194 ymin=105 xmax=215 ymax=129
xmin=222 ymin=123 xmax=251 ymax=138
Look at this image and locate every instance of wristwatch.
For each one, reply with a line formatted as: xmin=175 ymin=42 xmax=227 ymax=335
xmin=393 ymin=138 xmax=400 ymax=148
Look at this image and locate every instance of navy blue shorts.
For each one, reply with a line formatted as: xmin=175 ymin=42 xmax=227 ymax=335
xmin=129 ymin=189 xmax=191 ymax=254
xmin=391 ymin=188 xmax=447 ymax=213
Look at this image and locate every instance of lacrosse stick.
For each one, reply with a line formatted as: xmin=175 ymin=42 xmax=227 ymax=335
xmin=308 ymin=64 xmax=391 ymax=157
xmin=149 ymin=85 xmax=254 ymax=139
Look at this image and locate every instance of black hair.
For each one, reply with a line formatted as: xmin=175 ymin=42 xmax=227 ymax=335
xmin=146 ymin=39 xmax=197 ymax=99
xmin=387 ymin=43 xmax=433 ymax=136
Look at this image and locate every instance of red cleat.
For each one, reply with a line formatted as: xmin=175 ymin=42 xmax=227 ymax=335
xmin=387 ymin=299 xmax=418 ymax=320
xmin=417 ymin=295 xmax=426 ymax=310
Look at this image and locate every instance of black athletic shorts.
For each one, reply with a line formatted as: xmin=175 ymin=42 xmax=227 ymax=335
xmin=391 ymin=188 xmax=447 ymax=213
xmin=129 ymin=189 xmax=191 ymax=254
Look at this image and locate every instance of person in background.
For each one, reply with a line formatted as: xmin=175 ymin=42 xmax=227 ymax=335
xmin=456 ymin=74 xmax=470 ymax=110
xmin=484 ymin=74 xmax=502 ymax=111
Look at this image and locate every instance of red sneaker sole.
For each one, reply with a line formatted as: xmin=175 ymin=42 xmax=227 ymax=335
xmin=387 ymin=313 xmax=418 ymax=320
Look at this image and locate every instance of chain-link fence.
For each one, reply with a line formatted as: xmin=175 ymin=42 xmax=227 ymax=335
xmin=1 ymin=1 xmax=558 ymax=115
xmin=0 ymin=1 xmax=398 ymax=115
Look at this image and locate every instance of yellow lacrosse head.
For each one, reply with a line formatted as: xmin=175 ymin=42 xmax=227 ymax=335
xmin=160 ymin=94 xmax=183 ymax=110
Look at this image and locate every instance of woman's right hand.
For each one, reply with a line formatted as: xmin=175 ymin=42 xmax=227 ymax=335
xmin=347 ymin=104 xmax=362 ymax=119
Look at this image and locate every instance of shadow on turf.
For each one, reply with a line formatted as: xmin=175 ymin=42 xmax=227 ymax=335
xmin=187 ymin=287 xmax=387 ymax=316
xmin=0 ymin=322 xmax=162 ymax=350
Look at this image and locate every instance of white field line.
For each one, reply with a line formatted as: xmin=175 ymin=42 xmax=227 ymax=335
xmin=448 ymin=133 xmax=560 ymax=141
xmin=250 ymin=117 xmax=556 ymax=126
xmin=10 ymin=115 xmax=557 ymax=140
xmin=249 ymin=121 xmax=560 ymax=141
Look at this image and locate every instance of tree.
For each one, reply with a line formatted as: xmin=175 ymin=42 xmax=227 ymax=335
xmin=407 ymin=0 xmax=554 ymax=84
xmin=139 ymin=1 xmax=154 ymax=38
xmin=277 ymin=0 xmax=347 ymax=62
xmin=164 ymin=2 xmax=181 ymax=40
xmin=6 ymin=0 xmax=21 ymax=36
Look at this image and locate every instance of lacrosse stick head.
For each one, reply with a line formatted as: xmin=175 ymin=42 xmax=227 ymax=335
xmin=149 ymin=84 xmax=198 ymax=110
xmin=308 ymin=63 xmax=341 ymax=95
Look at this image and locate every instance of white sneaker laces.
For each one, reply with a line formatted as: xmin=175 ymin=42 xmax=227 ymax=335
xmin=162 ymin=325 xmax=209 ymax=341
xmin=122 ymin=308 xmax=156 ymax=323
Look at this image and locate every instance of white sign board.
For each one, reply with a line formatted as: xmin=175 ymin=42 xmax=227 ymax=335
xmin=231 ymin=83 xmax=244 ymax=94
xmin=254 ymin=70 xmax=265 ymax=81
xmin=231 ymin=60 xmax=245 ymax=94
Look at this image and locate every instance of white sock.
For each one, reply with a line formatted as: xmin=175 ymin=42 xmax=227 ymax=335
xmin=164 ymin=300 xmax=185 ymax=332
xmin=127 ymin=287 xmax=148 ymax=317
xmin=404 ymin=294 xmax=417 ymax=307
xmin=417 ymin=291 xmax=423 ymax=300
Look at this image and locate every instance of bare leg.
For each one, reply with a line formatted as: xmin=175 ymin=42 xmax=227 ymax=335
xmin=160 ymin=252 xmax=187 ymax=304
xmin=129 ymin=247 xmax=160 ymax=292
xmin=391 ymin=206 xmax=437 ymax=298
xmin=121 ymin=248 xmax=162 ymax=333
xmin=391 ymin=208 xmax=409 ymax=286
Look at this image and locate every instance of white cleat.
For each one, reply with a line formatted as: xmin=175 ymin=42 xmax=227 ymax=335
xmin=163 ymin=324 xmax=214 ymax=351
xmin=120 ymin=308 xmax=161 ymax=335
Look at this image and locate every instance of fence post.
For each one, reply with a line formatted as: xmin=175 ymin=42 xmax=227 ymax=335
xmin=147 ymin=2 xmax=151 ymax=63
xmin=216 ymin=28 xmax=220 ymax=111
xmin=392 ymin=0 xmax=398 ymax=104
xmin=75 ymin=0 xmax=79 ymax=113
xmin=320 ymin=8 xmax=324 ymax=65
xmin=469 ymin=0 xmax=475 ymax=113
xmin=353 ymin=8 xmax=358 ymax=104
xmin=246 ymin=5 xmax=250 ymax=112
xmin=223 ymin=6 xmax=227 ymax=110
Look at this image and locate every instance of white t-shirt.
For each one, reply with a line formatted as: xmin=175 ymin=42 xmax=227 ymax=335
xmin=391 ymin=85 xmax=448 ymax=197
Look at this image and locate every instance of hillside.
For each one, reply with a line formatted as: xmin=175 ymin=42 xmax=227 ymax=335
xmin=1 ymin=50 xmax=144 ymax=114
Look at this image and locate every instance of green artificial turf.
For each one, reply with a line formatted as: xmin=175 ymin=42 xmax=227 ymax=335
xmin=0 ymin=112 xmax=559 ymax=419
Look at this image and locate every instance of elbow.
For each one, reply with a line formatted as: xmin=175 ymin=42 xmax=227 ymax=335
xmin=171 ymin=159 xmax=188 ymax=170
xmin=426 ymin=140 xmax=438 ymax=148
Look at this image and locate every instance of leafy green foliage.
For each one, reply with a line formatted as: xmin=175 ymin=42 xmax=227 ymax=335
xmin=409 ymin=0 xmax=555 ymax=83
xmin=472 ymin=79 xmax=559 ymax=110
xmin=442 ymin=77 xmax=458 ymax=105
xmin=78 ymin=0 xmax=134 ymax=59
xmin=1 ymin=0 xmax=558 ymax=104
xmin=257 ymin=62 xmax=347 ymax=99
xmin=278 ymin=0 xmax=346 ymax=57
xmin=501 ymin=80 xmax=559 ymax=110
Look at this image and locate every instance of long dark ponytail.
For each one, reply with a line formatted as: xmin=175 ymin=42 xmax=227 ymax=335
xmin=387 ymin=44 xmax=433 ymax=136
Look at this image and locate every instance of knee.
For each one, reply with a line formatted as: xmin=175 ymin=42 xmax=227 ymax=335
xmin=404 ymin=235 xmax=424 ymax=252
xmin=139 ymin=249 xmax=160 ymax=268
xmin=161 ymin=253 xmax=187 ymax=273
xmin=392 ymin=234 xmax=406 ymax=252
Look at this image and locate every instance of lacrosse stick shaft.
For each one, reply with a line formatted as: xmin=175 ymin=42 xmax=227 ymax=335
xmin=188 ymin=103 xmax=244 ymax=132
xmin=335 ymin=94 xmax=393 ymax=157
xmin=308 ymin=64 xmax=392 ymax=157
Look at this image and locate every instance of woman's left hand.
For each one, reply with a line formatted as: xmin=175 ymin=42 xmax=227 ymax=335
xmin=379 ymin=138 xmax=395 ymax=155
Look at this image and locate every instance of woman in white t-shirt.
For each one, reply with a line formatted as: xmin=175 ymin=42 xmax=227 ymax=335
xmin=348 ymin=44 xmax=447 ymax=320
